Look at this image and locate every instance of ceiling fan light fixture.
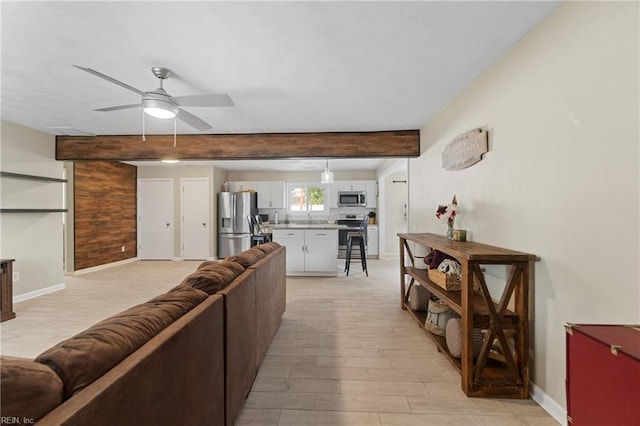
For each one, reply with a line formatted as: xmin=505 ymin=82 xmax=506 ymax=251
xmin=321 ymin=159 xmax=334 ymax=184
xmin=143 ymin=98 xmax=179 ymax=119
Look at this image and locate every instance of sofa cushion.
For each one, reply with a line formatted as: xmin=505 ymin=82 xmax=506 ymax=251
xmin=254 ymin=242 xmax=281 ymax=255
xmin=226 ymin=247 xmax=266 ymax=267
xmin=181 ymin=262 xmax=244 ymax=295
xmin=197 ymin=260 xmax=218 ymax=269
xmin=1 ymin=355 xmax=64 ymax=421
xmin=35 ymin=285 xmax=208 ymax=399
xmin=200 ymin=260 xmax=246 ymax=275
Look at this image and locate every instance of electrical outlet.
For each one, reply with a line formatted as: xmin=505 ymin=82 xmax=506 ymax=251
xmin=12 ymin=272 xmax=19 ymax=282
xmin=121 ymin=246 xmax=126 ymax=252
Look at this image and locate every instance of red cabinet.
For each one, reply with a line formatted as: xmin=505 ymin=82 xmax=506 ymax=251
xmin=566 ymin=324 xmax=640 ymax=425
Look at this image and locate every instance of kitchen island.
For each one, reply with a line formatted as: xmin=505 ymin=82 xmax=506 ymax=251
xmin=270 ymin=224 xmax=342 ymax=276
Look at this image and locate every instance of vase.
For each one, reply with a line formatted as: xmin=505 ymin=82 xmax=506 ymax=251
xmin=446 ymin=222 xmax=454 ymax=240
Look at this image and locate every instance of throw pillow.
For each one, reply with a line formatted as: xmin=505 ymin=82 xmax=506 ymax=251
xmin=1 ymin=355 xmax=64 ymax=422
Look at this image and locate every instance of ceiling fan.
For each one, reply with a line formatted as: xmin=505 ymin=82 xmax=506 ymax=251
xmin=74 ymin=65 xmax=234 ymax=131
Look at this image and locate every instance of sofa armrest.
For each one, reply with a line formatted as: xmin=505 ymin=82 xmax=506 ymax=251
xmin=37 ymin=294 xmax=225 ymax=426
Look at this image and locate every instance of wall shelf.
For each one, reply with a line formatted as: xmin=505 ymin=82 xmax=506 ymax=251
xmin=1 ymin=171 xmax=67 ymax=183
xmin=0 ymin=209 xmax=68 ymax=213
xmin=1 ymin=171 xmax=67 ymax=213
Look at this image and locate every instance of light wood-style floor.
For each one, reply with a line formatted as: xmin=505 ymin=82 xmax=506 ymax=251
xmin=1 ymin=258 xmax=558 ymax=425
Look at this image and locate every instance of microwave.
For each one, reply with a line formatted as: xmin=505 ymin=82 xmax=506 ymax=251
xmin=338 ymin=191 xmax=366 ymax=207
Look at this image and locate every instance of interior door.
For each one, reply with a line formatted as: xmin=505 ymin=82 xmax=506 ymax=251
xmin=138 ymin=179 xmax=173 ymax=260
xmin=181 ymin=178 xmax=210 ymax=260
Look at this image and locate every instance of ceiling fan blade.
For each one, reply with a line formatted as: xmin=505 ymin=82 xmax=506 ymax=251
xmin=173 ymin=94 xmax=234 ymax=107
xmin=73 ymin=65 xmax=145 ymax=96
xmin=177 ymin=108 xmax=212 ymax=131
xmin=94 ymin=103 xmax=140 ymax=112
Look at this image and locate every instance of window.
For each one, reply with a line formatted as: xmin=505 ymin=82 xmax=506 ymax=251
xmin=287 ymin=184 xmax=326 ymax=213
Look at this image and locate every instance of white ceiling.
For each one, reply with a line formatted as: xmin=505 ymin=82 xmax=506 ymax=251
xmin=1 ymin=1 xmax=560 ymax=172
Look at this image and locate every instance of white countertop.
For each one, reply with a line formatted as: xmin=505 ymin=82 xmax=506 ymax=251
xmin=267 ymin=223 xmax=347 ymax=230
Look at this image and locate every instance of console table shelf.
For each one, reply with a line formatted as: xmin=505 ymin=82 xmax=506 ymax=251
xmin=404 ymin=267 xmax=519 ymax=329
xmin=398 ymin=233 xmax=536 ymax=399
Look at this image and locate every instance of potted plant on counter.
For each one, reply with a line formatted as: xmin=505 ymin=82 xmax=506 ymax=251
xmin=368 ymin=211 xmax=376 ymax=225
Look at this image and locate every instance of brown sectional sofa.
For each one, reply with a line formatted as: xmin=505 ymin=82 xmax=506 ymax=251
xmin=0 ymin=243 xmax=286 ymax=426
xmin=221 ymin=244 xmax=287 ymax=425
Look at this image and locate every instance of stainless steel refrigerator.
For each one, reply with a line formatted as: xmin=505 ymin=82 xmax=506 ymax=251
xmin=217 ymin=192 xmax=258 ymax=258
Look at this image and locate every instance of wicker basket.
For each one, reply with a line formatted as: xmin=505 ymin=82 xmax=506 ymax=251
xmin=425 ymin=299 xmax=458 ymax=336
xmin=445 ymin=317 xmax=484 ymax=359
xmin=427 ymin=268 xmax=462 ymax=291
xmin=427 ymin=269 xmax=480 ymax=291
xmin=408 ymin=284 xmax=431 ymax=311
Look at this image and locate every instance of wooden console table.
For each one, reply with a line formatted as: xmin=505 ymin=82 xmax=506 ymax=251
xmin=1 ymin=259 xmax=16 ymax=322
xmin=398 ymin=233 xmax=536 ymax=398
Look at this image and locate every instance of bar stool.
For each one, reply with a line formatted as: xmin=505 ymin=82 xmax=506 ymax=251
xmin=248 ymin=215 xmax=266 ymax=247
xmin=255 ymin=214 xmax=272 ymax=242
xmin=344 ymin=216 xmax=368 ymax=276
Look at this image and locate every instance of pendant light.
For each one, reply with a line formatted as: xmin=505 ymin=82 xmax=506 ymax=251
xmin=321 ymin=159 xmax=334 ymax=184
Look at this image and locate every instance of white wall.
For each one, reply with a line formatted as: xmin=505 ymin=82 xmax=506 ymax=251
xmin=409 ymin=1 xmax=639 ymax=414
xmin=383 ymin=171 xmax=407 ymax=256
xmin=0 ymin=122 xmax=65 ymax=296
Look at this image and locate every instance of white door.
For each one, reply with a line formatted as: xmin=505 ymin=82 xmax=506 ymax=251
xmin=181 ymin=178 xmax=210 ymax=260
xmin=138 ymin=179 xmax=173 ymax=259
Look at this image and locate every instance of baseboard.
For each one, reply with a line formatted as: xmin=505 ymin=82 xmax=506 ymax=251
xmin=14 ymin=283 xmax=65 ymax=304
xmin=69 ymin=257 xmax=139 ymax=275
xmin=531 ymin=382 xmax=566 ymax=425
xmin=171 ymin=257 xmax=183 ymax=261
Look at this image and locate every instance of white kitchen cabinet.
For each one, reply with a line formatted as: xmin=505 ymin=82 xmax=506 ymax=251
xmin=365 ymin=181 xmax=377 ymax=208
xmin=328 ymin=182 xmax=338 ymax=208
xmin=228 ymin=181 xmax=257 ymax=192
xmin=337 ymin=181 xmax=366 ymax=192
xmin=272 ymin=228 xmax=338 ymax=276
xmin=257 ymin=181 xmax=285 ymax=208
xmin=304 ymin=230 xmax=338 ymax=273
xmin=272 ymin=229 xmax=305 ymax=273
xmin=367 ymin=224 xmax=379 ymax=258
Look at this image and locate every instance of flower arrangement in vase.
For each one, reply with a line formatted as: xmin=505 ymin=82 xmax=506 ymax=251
xmin=435 ymin=195 xmax=459 ymax=239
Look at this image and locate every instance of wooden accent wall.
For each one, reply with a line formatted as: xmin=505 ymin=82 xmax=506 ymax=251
xmin=74 ymin=161 xmax=137 ymax=270
xmin=56 ymin=130 xmax=420 ymax=161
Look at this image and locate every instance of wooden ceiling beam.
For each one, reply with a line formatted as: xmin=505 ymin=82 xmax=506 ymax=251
xmin=55 ymin=130 xmax=420 ymax=161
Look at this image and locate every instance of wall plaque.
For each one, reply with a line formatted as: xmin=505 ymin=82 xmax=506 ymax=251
xmin=442 ymin=128 xmax=488 ymax=170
